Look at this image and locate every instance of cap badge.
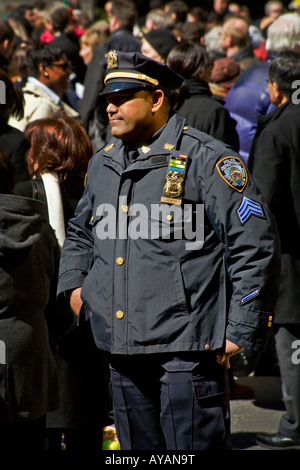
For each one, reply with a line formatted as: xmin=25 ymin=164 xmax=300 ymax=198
xmin=106 ymin=50 xmax=118 ymax=70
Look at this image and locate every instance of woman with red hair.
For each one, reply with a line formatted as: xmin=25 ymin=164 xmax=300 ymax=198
xmin=16 ymin=115 xmax=92 ymax=247
xmin=15 ymin=115 xmax=111 ymax=451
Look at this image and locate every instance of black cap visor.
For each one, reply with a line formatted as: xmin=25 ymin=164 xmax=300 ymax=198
xmin=101 ymin=81 xmax=156 ymax=96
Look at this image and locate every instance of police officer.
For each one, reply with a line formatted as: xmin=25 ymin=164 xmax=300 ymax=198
xmin=57 ymin=50 xmax=281 ymax=450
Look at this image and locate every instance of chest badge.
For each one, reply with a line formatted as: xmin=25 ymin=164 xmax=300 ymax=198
xmin=216 ymin=156 xmax=248 ymax=192
xmin=161 ymin=152 xmax=188 ymax=205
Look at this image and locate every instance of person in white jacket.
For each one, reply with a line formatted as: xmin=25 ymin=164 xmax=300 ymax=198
xmin=9 ymin=43 xmax=78 ymax=132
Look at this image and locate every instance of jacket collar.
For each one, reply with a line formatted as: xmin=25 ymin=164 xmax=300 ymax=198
xmin=24 ymin=80 xmax=60 ymax=101
xmin=23 ymin=80 xmax=79 ymax=117
xmin=257 ymin=99 xmax=292 ymax=128
xmin=110 ymin=27 xmax=134 ymax=38
xmin=231 ymin=43 xmax=255 ymax=62
xmin=102 ymin=113 xmax=187 ymax=171
xmin=183 ymin=78 xmax=212 ymax=97
xmin=27 ymin=76 xmax=61 ymax=103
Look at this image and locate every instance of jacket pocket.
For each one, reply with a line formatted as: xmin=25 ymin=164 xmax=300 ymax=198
xmin=89 ymin=205 xmax=117 ymax=241
xmin=173 ymin=261 xmax=189 ymax=312
xmin=192 ymin=366 xmax=229 ymax=402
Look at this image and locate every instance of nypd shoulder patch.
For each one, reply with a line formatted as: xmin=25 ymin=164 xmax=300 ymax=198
xmin=216 ymin=156 xmax=248 ymax=192
xmin=237 ymin=196 xmax=265 ymax=225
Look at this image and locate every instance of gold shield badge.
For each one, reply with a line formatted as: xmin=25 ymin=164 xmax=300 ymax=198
xmin=163 ymin=171 xmax=184 ymax=198
xmin=161 ymin=151 xmax=188 ymax=205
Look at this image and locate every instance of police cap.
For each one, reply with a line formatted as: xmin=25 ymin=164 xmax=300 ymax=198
xmin=102 ymin=50 xmax=184 ymax=97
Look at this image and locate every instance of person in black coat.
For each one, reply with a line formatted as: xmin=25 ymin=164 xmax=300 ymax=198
xmin=166 ymin=41 xmax=240 ymax=152
xmin=0 ymin=19 xmax=15 ymax=73
xmin=15 ymin=115 xmax=111 ymax=451
xmin=46 ymin=4 xmax=87 ymax=111
xmin=0 ymin=150 xmax=74 ymax=451
xmin=48 ymin=5 xmax=86 ymax=85
xmin=0 ymin=69 xmax=30 ymax=182
xmin=248 ymin=52 xmax=300 ymax=450
xmin=79 ymin=0 xmax=141 ymax=138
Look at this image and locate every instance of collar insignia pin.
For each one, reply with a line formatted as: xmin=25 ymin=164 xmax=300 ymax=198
xmin=164 ymin=143 xmax=175 ymax=150
xmin=104 ymin=143 xmax=115 ymax=151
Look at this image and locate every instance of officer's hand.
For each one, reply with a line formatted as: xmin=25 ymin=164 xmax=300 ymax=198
xmin=70 ymin=287 xmax=83 ymax=316
xmin=215 ymin=340 xmax=244 ymax=368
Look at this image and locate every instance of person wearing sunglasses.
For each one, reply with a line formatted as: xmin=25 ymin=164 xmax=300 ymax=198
xmin=57 ymin=50 xmax=281 ymax=451
xmin=9 ymin=43 xmax=78 ymax=132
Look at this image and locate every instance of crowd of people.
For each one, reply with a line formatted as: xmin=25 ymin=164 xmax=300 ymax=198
xmin=0 ymin=0 xmax=300 ymax=451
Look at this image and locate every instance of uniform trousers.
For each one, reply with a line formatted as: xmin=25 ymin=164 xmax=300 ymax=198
xmin=109 ymin=352 xmax=231 ymax=450
xmin=275 ymin=324 xmax=300 ymax=439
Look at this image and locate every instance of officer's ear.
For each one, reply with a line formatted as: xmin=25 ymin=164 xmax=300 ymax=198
xmin=151 ymin=89 xmax=165 ymax=112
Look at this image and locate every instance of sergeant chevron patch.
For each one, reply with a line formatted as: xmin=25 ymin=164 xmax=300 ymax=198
xmin=237 ymin=196 xmax=265 ymax=225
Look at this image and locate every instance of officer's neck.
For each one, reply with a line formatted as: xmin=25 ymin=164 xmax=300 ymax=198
xmin=125 ymin=122 xmax=167 ymax=150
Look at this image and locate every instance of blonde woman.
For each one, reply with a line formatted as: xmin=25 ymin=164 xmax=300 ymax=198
xmin=79 ymin=20 xmax=110 ymax=66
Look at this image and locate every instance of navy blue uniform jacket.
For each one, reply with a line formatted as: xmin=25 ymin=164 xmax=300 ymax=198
xmin=57 ymin=113 xmax=281 ymax=354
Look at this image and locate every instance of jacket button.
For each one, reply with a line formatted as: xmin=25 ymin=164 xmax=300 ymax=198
xmin=268 ymin=321 xmax=272 ymax=327
xmin=121 ymin=205 xmax=129 ymax=213
xmin=116 ymin=310 xmax=124 ymax=319
xmin=269 ymin=315 xmax=273 ymax=321
xmin=204 ymin=344 xmax=210 ymax=350
xmin=166 ymin=214 xmax=173 ymax=221
xmin=116 ymin=257 xmax=124 ymax=265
